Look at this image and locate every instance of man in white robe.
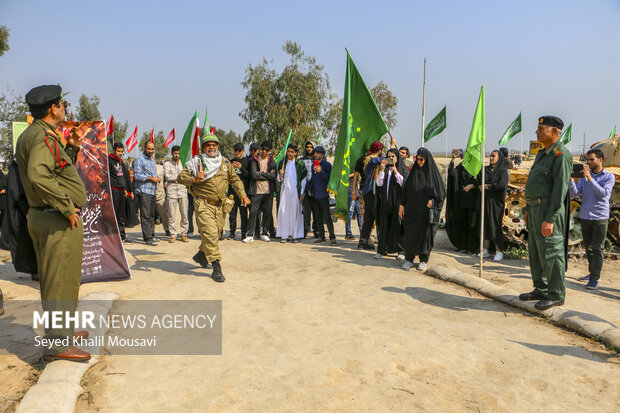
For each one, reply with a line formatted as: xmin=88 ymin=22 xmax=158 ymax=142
xmin=276 ymin=144 xmax=307 ymax=242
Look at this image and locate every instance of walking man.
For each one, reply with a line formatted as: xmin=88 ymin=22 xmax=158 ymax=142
xmin=164 ymin=145 xmax=189 ymax=243
xmin=310 ymin=146 xmax=337 ymax=245
xmin=243 ymin=141 xmax=276 ymax=243
xmin=178 ymin=131 xmax=250 ymax=281
xmin=519 ymin=116 xmax=572 ymax=310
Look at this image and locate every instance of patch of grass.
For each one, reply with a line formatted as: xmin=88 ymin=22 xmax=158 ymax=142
xmin=503 ymin=246 xmax=528 ymax=260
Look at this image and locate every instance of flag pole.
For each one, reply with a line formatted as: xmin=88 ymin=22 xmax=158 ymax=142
xmin=445 ymin=125 xmax=449 ymax=188
xmin=421 ymin=58 xmax=427 ymax=148
xmin=479 ymin=140 xmax=485 ymax=278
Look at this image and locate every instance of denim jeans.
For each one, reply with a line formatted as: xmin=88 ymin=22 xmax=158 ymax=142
xmin=345 ymin=193 xmax=362 ymax=236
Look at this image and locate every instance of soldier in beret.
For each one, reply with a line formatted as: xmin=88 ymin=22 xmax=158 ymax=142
xmin=178 ymin=131 xmax=250 ymax=282
xmin=16 ymin=85 xmax=90 ymax=361
xmin=519 ymin=116 xmax=572 ymax=310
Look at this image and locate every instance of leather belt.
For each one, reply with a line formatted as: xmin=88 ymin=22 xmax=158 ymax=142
xmin=31 ymin=206 xmax=59 ymax=213
xmin=196 ymin=197 xmax=222 ymax=207
xmin=526 ymin=197 xmax=549 ymax=206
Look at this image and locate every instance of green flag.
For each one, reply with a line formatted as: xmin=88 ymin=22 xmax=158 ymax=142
xmin=327 ymin=50 xmax=389 ymax=220
xmin=463 ymin=86 xmax=485 ymax=177
xmin=498 ymin=112 xmax=522 ymax=145
xmin=424 ymin=106 xmax=446 ymax=142
xmin=179 ymin=110 xmax=200 ymax=165
xmin=560 ymin=123 xmax=572 ymax=145
xmin=609 ymin=125 xmax=616 ymax=139
xmin=275 ymin=129 xmax=293 ymax=165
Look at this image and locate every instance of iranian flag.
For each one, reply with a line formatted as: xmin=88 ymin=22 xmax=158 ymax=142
xmin=126 ymin=126 xmax=138 ymax=153
xmin=179 ymin=111 xmax=200 ymax=164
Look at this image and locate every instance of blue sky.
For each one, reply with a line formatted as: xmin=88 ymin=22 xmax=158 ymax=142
xmin=1 ymin=0 xmax=619 ymax=155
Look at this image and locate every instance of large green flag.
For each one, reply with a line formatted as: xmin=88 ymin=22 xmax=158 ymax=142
xmin=424 ymin=106 xmax=446 ymax=142
xmin=609 ymin=125 xmax=616 ymax=139
xmin=498 ymin=112 xmax=522 ymax=145
xmin=274 ymin=129 xmax=293 ymax=165
xmin=463 ymin=86 xmax=485 ymax=177
xmin=328 ymin=51 xmax=389 ymax=220
xmin=560 ymin=123 xmax=572 ymax=145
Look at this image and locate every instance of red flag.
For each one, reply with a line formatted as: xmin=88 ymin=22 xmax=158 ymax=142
xmin=126 ymin=126 xmax=138 ymax=152
xmin=163 ymin=128 xmax=176 ymax=148
xmin=69 ymin=111 xmax=74 ymax=121
xmin=210 ymin=127 xmax=215 ymax=134
xmin=150 ymin=127 xmax=155 ymax=143
xmin=106 ymin=115 xmax=114 ymax=137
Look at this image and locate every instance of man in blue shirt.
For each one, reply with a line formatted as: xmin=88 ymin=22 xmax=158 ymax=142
xmin=310 ymin=146 xmax=336 ymax=245
xmin=133 ymin=141 xmax=160 ymax=245
xmin=568 ymin=148 xmax=616 ymax=289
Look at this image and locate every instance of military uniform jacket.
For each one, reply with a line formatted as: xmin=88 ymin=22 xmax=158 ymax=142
xmin=524 ymin=139 xmax=572 ymax=224
xmin=178 ymin=157 xmax=247 ymax=202
xmin=15 ymin=119 xmax=86 ymax=217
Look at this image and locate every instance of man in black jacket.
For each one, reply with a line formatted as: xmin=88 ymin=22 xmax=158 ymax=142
xmin=228 ymin=142 xmax=250 ymax=240
xmin=243 ymin=141 xmax=276 ymax=243
xmin=108 ymin=143 xmax=134 ymax=242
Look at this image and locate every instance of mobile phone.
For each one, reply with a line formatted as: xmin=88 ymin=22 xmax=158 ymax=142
xmin=386 ymin=158 xmax=395 ymax=166
xmin=313 ymin=160 xmax=319 ymax=167
xmin=571 ymin=163 xmax=584 ymax=178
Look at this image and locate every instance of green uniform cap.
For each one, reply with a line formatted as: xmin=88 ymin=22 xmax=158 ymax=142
xmin=201 ymin=133 xmax=219 ymax=144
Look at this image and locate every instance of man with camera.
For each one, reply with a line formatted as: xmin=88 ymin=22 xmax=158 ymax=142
xmin=568 ymin=148 xmax=616 ymax=289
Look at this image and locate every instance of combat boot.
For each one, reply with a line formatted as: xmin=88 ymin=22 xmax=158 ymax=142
xmin=211 ymin=260 xmax=225 ymax=283
xmin=192 ymin=250 xmax=212 ymax=269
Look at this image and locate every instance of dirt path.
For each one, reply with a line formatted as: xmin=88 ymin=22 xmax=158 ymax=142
xmin=71 ymin=225 xmax=618 ymax=412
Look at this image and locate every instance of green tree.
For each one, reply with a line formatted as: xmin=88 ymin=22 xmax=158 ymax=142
xmin=240 ymin=41 xmax=332 ymax=155
xmin=0 ymin=26 xmax=9 ymax=57
xmin=0 ymin=88 xmax=29 ymax=164
xmin=208 ymin=127 xmax=242 ymax=159
xmin=76 ymin=94 xmax=102 ymax=121
xmin=138 ymin=130 xmax=168 ymax=161
xmin=324 ymin=80 xmax=398 ymax=152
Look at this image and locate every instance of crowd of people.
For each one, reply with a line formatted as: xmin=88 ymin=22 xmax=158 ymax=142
xmin=0 ymin=83 xmax=616 ymax=361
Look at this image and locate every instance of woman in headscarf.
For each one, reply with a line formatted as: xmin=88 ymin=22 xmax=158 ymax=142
xmin=375 ymin=148 xmax=409 ymax=259
xmin=399 ymin=148 xmax=446 ymax=271
xmin=478 ymin=149 xmax=509 ymax=261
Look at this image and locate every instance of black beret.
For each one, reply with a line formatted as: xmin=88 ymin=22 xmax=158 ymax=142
xmin=249 ymin=143 xmax=259 ymax=151
xmin=233 ymin=142 xmax=244 ymax=151
xmin=25 ymin=84 xmax=62 ymax=106
xmin=538 ymin=115 xmax=563 ymax=130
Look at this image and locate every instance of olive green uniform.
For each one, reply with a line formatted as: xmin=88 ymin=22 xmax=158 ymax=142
xmin=16 ymin=119 xmax=86 ymax=354
xmin=524 ymin=140 xmax=572 ymax=301
xmin=178 ymin=158 xmax=246 ymax=263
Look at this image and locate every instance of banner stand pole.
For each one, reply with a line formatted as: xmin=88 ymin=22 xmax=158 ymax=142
xmin=421 ymin=58 xmax=426 ymax=148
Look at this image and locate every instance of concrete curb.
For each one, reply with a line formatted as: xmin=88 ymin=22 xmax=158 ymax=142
xmin=16 ymin=291 xmax=119 ymax=413
xmin=426 ymin=264 xmax=620 ymax=350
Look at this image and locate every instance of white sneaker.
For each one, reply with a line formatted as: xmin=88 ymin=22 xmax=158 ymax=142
xmin=396 ymin=254 xmax=405 ymax=260
xmin=402 ymin=261 xmax=413 ymax=270
xmin=477 ymin=249 xmax=490 ymax=258
xmin=280 ymin=239 xmax=287 ymax=243
xmin=374 ymin=253 xmax=382 ymax=259
xmin=260 ymin=235 xmax=270 ymax=242
xmin=242 ymin=236 xmax=254 ymax=243
xmin=417 ymin=262 xmax=427 ymax=271
xmin=493 ymin=252 xmax=503 ymax=262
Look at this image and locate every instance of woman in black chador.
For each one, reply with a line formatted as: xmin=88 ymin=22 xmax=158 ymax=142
xmin=399 ymin=148 xmax=445 ymax=271
xmin=446 ymin=150 xmax=480 ymax=254
xmin=478 ymin=149 xmax=509 ymax=261
xmin=1 ymin=159 xmax=38 ymax=278
xmin=375 ymin=148 xmax=409 ymax=259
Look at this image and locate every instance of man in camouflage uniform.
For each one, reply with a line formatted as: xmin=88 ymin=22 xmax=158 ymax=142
xmin=16 ymin=85 xmax=90 ymax=361
xmin=178 ymin=131 xmax=250 ymax=282
xmin=519 ymin=116 xmax=572 ymax=310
